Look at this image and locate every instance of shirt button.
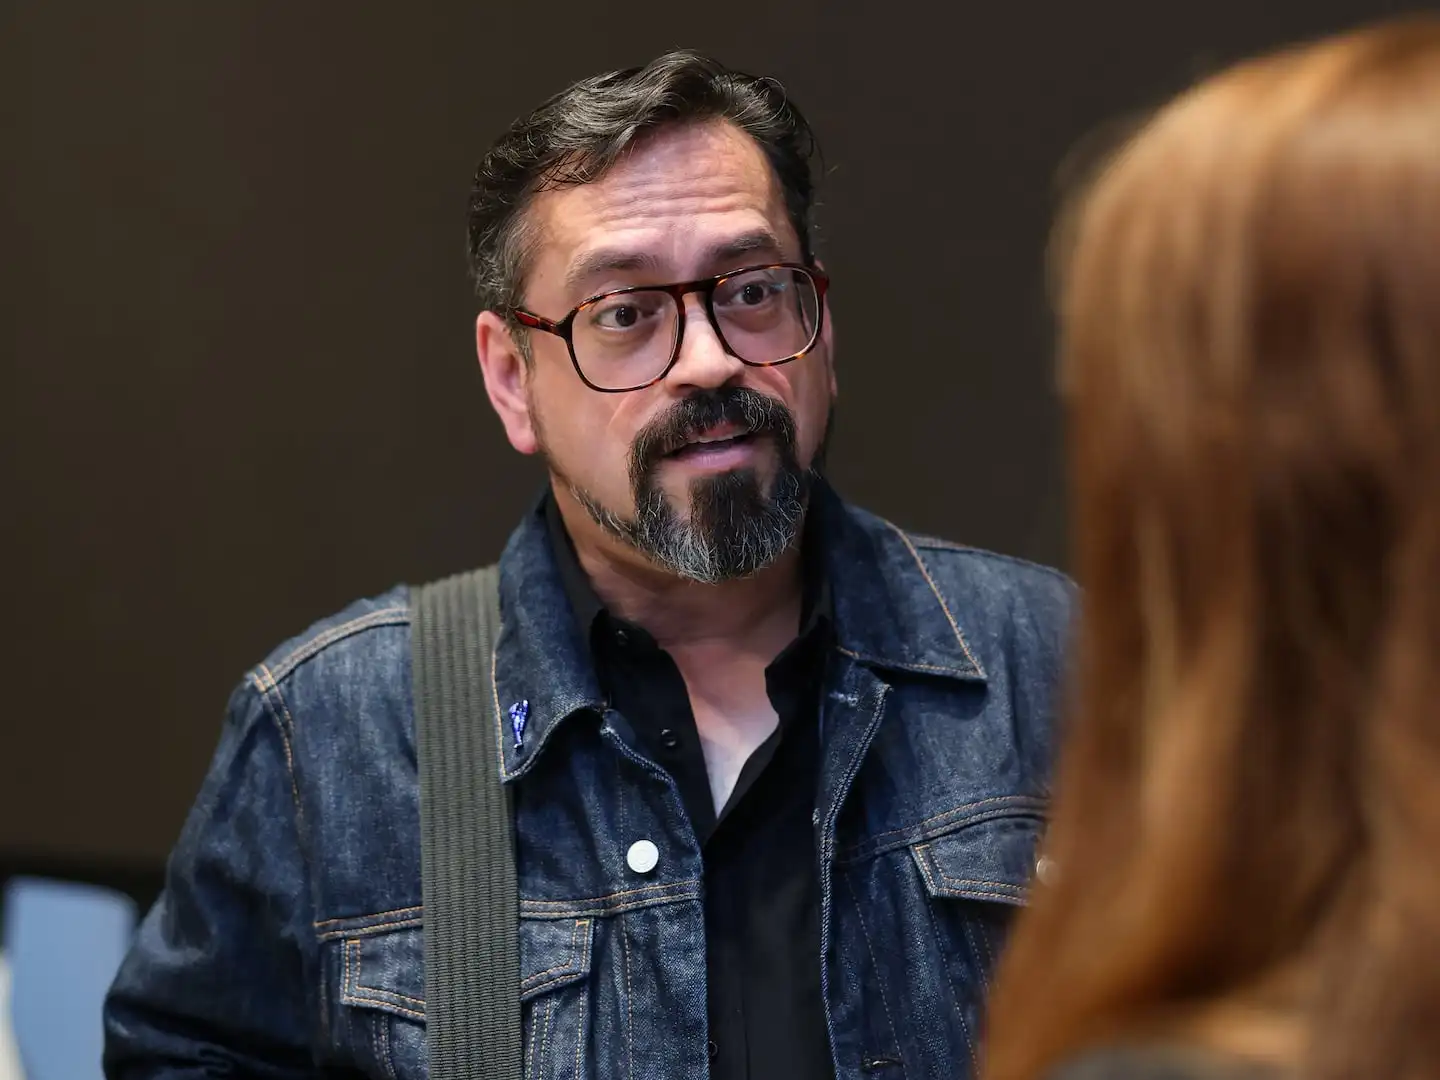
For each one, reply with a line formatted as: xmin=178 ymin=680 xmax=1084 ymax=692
xmin=1035 ymin=855 xmax=1057 ymax=885
xmin=658 ymin=728 xmax=680 ymax=751
xmin=614 ymin=626 xmax=631 ymax=646
xmin=626 ymin=839 xmax=660 ymax=875
xmin=707 ymin=1040 xmax=719 ymax=1062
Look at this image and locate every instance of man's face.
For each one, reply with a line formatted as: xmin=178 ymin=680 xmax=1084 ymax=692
xmin=501 ymin=120 xmax=836 ymax=581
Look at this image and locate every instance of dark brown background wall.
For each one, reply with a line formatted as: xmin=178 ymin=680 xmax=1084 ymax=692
xmin=0 ymin=1 xmax=1410 ymax=873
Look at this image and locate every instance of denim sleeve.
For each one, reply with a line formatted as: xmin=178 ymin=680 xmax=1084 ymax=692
xmin=103 ymin=674 xmax=321 ymax=1078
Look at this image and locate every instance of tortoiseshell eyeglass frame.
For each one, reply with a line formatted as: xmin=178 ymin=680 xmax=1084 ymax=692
xmin=509 ymin=262 xmax=830 ymax=393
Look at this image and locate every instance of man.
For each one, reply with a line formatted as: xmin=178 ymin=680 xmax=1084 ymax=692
xmin=104 ymin=51 xmax=1074 ymax=1080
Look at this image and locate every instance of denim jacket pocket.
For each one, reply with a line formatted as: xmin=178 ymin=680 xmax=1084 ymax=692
xmin=335 ymin=923 xmax=427 ymax=1078
xmin=516 ymin=916 xmax=595 ymax=1080
xmin=909 ymin=810 xmax=1043 ymax=907
xmin=827 ymin=808 xmax=1045 ymax=1074
xmin=906 ymin=810 xmax=1044 ymax=1056
xmin=331 ymin=915 xmax=595 ymax=1080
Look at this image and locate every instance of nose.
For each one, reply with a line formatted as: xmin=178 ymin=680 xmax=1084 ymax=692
xmin=666 ymin=293 xmax=746 ymax=391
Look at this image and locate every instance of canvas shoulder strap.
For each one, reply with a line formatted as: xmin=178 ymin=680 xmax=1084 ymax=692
xmin=410 ymin=565 xmax=522 ymax=1080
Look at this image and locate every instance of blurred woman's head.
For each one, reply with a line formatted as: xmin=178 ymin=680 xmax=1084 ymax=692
xmin=984 ymin=16 xmax=1440 ymax=1080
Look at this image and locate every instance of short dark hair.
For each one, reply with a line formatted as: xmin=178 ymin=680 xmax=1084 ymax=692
xmin=466 ymin=50 xmax=821 ymax=318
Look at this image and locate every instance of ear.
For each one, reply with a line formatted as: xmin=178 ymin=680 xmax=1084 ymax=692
xmin=476 ymin=311 xmax=540 ymax=456
xmin=816 ymin=260 xmax=837 ymax=398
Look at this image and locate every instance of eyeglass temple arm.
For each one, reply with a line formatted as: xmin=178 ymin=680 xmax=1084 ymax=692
xmin=511 ymin=308 xmax=557 ymax=332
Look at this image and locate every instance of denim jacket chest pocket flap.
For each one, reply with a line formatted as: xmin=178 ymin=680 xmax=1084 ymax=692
xmin=908 ymin=810 xmax=1044 ymax=905
xmin=337 ymin=913 xmax=596 ymax=1023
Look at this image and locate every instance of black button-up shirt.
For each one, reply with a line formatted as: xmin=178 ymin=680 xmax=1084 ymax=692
xmin=545 ymin=496 xmax=835 ymax=1080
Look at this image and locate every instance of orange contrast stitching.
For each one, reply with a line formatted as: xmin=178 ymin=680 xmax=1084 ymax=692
xmin=886 ymin=522 xmax=984 ymax=675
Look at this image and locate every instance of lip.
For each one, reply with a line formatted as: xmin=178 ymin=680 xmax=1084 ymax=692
xmin=663 ymin=420 xmax=748 ymax=455
xmin=663 ymin=430 xmax=765 ymax=473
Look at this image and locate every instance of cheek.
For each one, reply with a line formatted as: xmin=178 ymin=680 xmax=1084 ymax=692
xmin=536 ymin=380 xmax=641 ymax=484
xmin=604 ymin=394 xmax=653 ymax=451
xmin=753 ymin=365 xmax=831 ymax=455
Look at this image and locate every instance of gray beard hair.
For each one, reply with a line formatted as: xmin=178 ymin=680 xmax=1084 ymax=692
xmin=539 ymin=390 xmax=830 ymax=585
xmin=565 ymin=465 xmax=809 ymax=584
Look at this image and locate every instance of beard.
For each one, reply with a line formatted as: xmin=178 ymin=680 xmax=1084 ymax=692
xmin=545 ymin=386 xmax=829 ymax=584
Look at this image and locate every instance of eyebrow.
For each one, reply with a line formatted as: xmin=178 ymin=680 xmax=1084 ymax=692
xmin=563 ymin=228 xmax=790 ymax=297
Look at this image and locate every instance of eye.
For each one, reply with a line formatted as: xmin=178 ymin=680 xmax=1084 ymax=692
xmin=717 ymin=273 xmax=785 ymax=309
xmin=738 ymin=281 xmax=773 ymax=305
xmin=587 ymin=292 xmax=666 ymax=331
xmin=598 ymin=304 xmax=640 ymax=329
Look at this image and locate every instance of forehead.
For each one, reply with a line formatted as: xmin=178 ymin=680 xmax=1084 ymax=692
xmin=524 ymin=120 xmax=795 ymax=299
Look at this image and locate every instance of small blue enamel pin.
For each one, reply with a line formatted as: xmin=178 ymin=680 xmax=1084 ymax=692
xmin=508 ymin=700 xmax=530 ymax=751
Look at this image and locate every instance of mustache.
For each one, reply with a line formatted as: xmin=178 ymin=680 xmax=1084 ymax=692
xmin=629 ymin=387 xmax=798 ymax=478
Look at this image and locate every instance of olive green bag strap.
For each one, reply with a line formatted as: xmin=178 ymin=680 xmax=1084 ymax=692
xmin=410 ymin=565 xmax=521 ymax=1080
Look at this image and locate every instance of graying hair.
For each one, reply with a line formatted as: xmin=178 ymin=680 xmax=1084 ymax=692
xmin=466 ymin=50 xmax=821 ymax=331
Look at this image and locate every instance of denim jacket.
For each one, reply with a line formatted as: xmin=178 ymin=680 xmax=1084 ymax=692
xmin=104 ymin=488 xmax=1075 ymax=1080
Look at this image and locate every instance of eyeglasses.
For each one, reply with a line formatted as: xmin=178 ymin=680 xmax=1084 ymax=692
xmin=511 ymin=263 xmax=829 ymax=393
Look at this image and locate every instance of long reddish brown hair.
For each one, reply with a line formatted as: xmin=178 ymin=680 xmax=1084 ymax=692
xmin=982 ymin=17 xmax=1440 ymax=1080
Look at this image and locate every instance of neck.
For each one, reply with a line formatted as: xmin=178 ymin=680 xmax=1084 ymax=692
xmin=551 ymin=483 xmax=807 ymax=651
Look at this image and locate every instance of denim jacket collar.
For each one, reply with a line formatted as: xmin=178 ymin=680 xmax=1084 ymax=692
xmin=493 ymin=481 xmax=986 ymax=781
xmin=814 ymin=484 xmax=988 ymax=683
xmin=493 ymin=497 xmax=606 ymax=781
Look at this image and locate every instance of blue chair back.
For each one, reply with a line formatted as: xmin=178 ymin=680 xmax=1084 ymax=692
xmin=3 ymin=876 xmax=138 ymax=1080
